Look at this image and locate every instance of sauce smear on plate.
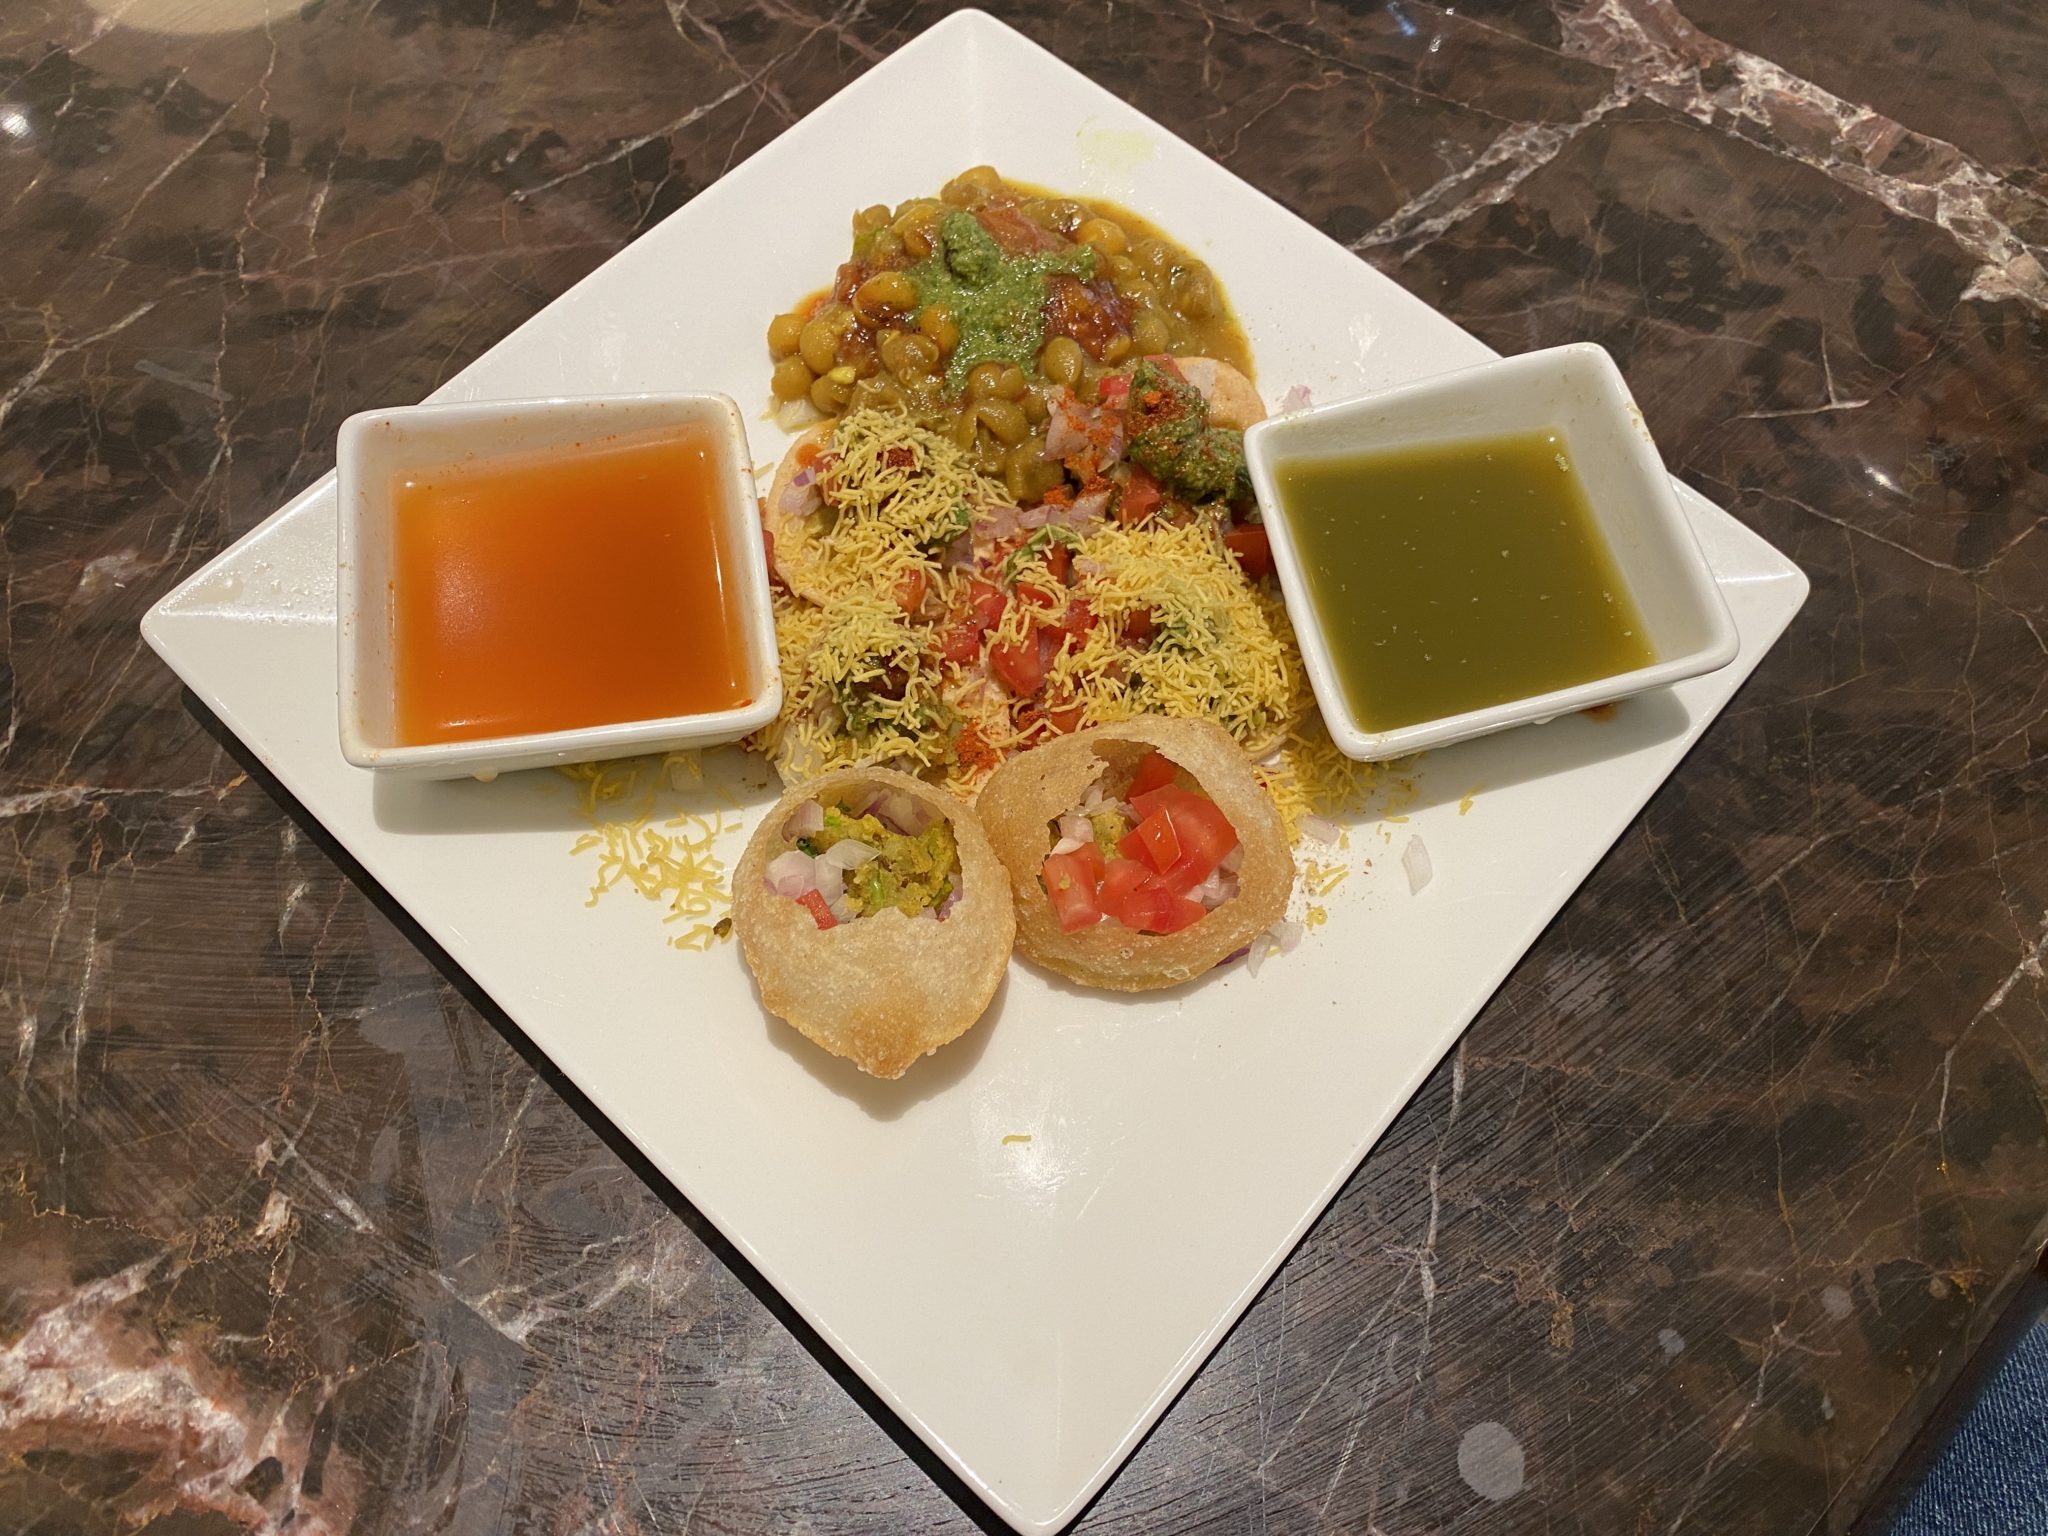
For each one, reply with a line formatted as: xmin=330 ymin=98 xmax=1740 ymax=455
xmin=1273 ymin=431 xmax=1653 ymax=732
xmin=392 ymin=425 xmax=747 ymax=744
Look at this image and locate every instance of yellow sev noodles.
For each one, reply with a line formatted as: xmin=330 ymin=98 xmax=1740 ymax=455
xmin=779 ymin=407 xmax=989 ymax=602
xmin=561 ymin=752 xmax=736 ymax=951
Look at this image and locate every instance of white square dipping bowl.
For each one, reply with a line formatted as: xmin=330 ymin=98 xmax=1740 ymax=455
xmin=336 ymin=393 xmax=780 ymax=779
xmin=1243 ymin=342 xmax=1739 ymax=762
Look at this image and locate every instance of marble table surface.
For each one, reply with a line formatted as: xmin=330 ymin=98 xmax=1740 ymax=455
xmin=3 ymin=0 xmax=2045 ymax=1531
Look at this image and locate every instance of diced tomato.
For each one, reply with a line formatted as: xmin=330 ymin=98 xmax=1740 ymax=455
xmin=1102 ymin=871 xmax=1170 ymax=933
xmin=1156 ymin=794 xmax=1241 ymax=895
xmin=1098 ymin=857 xmax=1150 ymax=914
xmin=1019 ymin=579 xmax=1061 ymax=610
xmin=763 ymin=527 xmax=783 ymax=589
xmin=893 ymin=566 xmax=929 ymax=614
xmin=967 ymin=579 xmax=1007 ymax=629
xmin=1122 ymin=605 xmax=1157 ymax=646
xmin=1041 ymin=848 xmax=1105 ymax=933
xmin=1055 ymin=598 xmax=1096 ymax=643
xmin=942 ymin=621 xmax=984 ymax=665
xmin=1119 ymin=808 xmax=1182 ymax=874
xmin=1129 ymin=750 xmax=1177 ymax=798
xmin=1043 ymin=702 xmax=1085 ymax=734
xmin=1045 ymin=543 xmax=1071 ymax=583
xmin=1098 ymin=373 xmax=1131 ymax=411
xmin=796 ymin=890 xmax=836 ymax=930
xmin=1223 ymin=524 xmax=1275 ymax=580
xmin=1117 ymin=465 xmax=1164 ymax=526
xmin=1149 ymin=893 xmax=1208 ymax=934
xmin=989 ymin=633 xmax=1045 ymax=697
xmin=1129 ymin=783 xmax=1189 ymax=823
xmin=974 ymin=202 xmax=1067 ymax=256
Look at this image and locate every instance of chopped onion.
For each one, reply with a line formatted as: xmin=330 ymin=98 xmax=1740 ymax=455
xmin=787 ymin=801 xmax=826 ymax=838
xmin=1050 ymin=835 xmax=1086 ymax=856
xmin=916 ymin=907 xmax=939 ymax=922
xmin=1245 ymin=918 xmax=1302 ymax=979
xmin=1057 ymin=813 xmax=1092 ymax=846
xmin=884 ymin=790 xmax=932 ymax=834
xmin=818 ymin=839 xmax=880 ymax=870
xmin=1045 ymin=393 xmax=1089 ymax=459
xmin=1188 ymin=869 xmax=1239 ymax=907
xmin=791 ymin=464 xmax=815 ymax=489
xmin=943 ymin=531 xmax=975 ymax=569
xmin=1299 ymin=814 xmax=1341 ymax=847
xmin=1067 ymin=487 xmax=1113 ymax=524
xmin=1279 ymin=383 xmax=1314 ymax=413
xmin=1402 ymin=834 xmax=1433 ymax=894
xmin=827 ymin=892 xmax=856 ymax=923
xmin=1220 ymin=844 xmax=1244 ymax=875
xmin=814 ymin=858 xmax=845 ymax=905
xmin=775 ymin=396 xmax=824 ymax=432
xmin=976 ymin=503 xmax=1027 ymax=542
xmin=937 ymin=869 xmax=964 ymax=919
xmin=778 ymin=480 xmax=818 ymax=516
xmin=765 ymin=850 xmax=815 ymax=898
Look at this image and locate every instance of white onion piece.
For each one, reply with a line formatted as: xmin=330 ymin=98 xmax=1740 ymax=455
xmin=814 ymin=858 xmax=845 ymax=906
xmin=818 ymin=839 xmax=880 ymax=870
xmin=1269 ymin=919 xmax=1305 ymax=954
xmin=1220 ymin=844 xmax=1245 ymax=875
xmin=787 ymin=800 xmax=826 ymax=838
xmin=1058 ymin=813 xmax=1092 ymax=846
xmin=1067 ymin=486 xmax=1113 ymax=524
xmin=827 ymin=892 xmax=856 ymax=923
xmin=1279 ymin=383 xmax=1314 ymax=413
xmin=775 ymin=396 xmax=824 ymax=432
xmin=1402 ymin=835 xmax=1433 ymax=894
xmin=875 ymin=789 xmax=928 ymax=834
xmin=765 ymin=850 xmax=816 ymax=898
xmin=779 ymin=480 xmax=819 ymax=516
xmin=1189 ymin=869 xmax=1239 ymax=908
xmin=1299 ymin=814 xmax=1341 ymax=847
xmin=1049 ymin=835 xmax=1086 ymax=857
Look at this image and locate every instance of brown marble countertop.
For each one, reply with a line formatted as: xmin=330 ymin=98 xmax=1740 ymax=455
xmin=3 ymin=0 xmax=2046 ymax=1530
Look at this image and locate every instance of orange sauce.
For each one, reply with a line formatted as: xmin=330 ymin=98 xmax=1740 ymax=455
xmin=390 ymin=424 xmax=748 ymax=744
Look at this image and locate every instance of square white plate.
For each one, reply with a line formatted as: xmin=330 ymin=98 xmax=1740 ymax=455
xmin=142 ymin=13 xmax=1808 ymax=1533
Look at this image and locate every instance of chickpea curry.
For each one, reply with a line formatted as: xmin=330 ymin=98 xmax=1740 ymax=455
xmin=752 ymin=166 xmax=1307 ymax=801
xmin=766 ymin=165 xmax=1254 ymax=506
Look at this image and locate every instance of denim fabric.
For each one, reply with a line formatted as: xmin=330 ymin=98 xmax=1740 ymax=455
xmin=1890 ymin=1314 xmax=2048 ymax=1535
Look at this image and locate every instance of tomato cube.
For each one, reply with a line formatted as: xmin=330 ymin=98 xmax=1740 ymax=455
xmin=796 ymin=890 xmax=836 ymax=930
xmin=1041 ymin=848 xmax=1105 ymax=933
xmin=1129 ymin=750 xmax=1177 ymax=798
xmin=1118 ymin=808 xmax=1181 ymax=874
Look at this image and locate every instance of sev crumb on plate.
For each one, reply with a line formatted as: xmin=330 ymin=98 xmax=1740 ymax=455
xmin=562 ymin=751 xmax=739 ymax=951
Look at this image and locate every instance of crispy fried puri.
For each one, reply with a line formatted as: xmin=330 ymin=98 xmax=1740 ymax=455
xmin=733 ymin=767 xmax=1015 ymax=1078
xmin=975 ymin=717 xmax=1292 ymax=992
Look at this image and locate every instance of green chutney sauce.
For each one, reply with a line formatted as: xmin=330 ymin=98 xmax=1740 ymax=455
xmin=1273 ymin=430 xmax=1655 ymax=733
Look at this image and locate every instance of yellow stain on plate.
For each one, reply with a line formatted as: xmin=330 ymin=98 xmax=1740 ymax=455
xmin=1002 ymin=1134 xmax=1034 ymax=1146
xmin=1075 ymin=124 xmax=1155 ymax=197
xmin=1459 ymin=786 xmax=1481 ymax=815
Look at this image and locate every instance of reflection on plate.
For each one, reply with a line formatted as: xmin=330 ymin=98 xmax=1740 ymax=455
xmin=143 ymin=12 xmax=1807 ymax=1534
